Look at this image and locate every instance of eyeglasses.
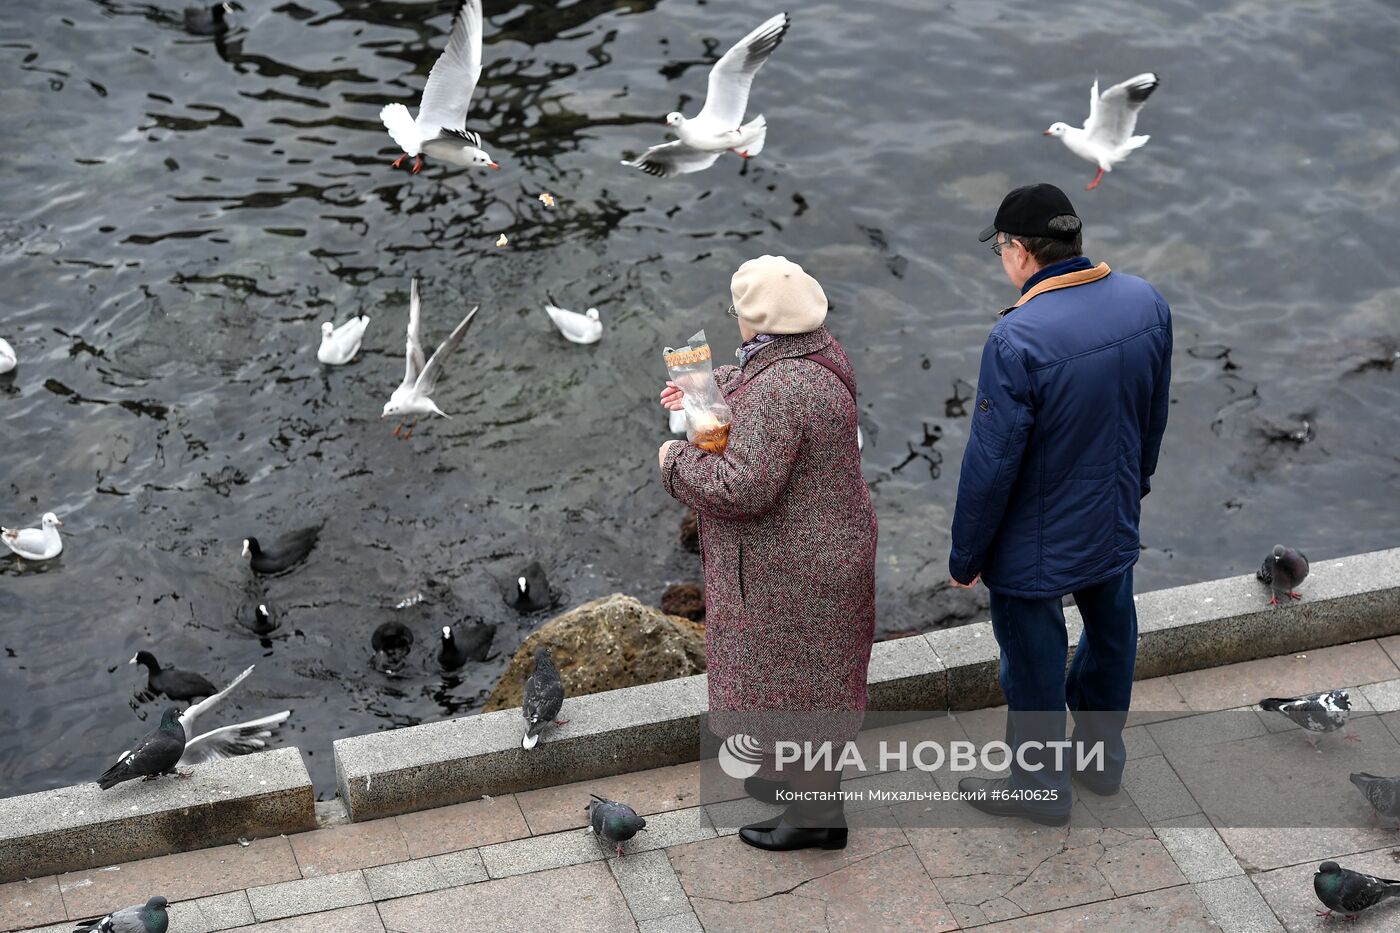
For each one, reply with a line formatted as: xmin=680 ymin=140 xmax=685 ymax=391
xmin=726 ymin=304 xmax=739 ymax=318
xmin=990 ymin=235 xmax=1018 ymax=257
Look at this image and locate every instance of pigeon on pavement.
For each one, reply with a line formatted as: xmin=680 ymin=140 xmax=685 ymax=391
xmin=99 ymin=708 xmax=187 ymax=789
xmin=1258 ymin=690 xmax=1356 ymax=747
xmin=586 ymin=794 xmax=648 ymax=856
xmin=1314 ymin=860 xmax=1400 ymax=921
xmin=73 ymin=895 xmax=169 ymax=933
xmin=1258 ymin=544 xmax=1309 ymax=606
xmin=521 ymin=647 xmax=566 ymax=749
xmin=1349 ymin=772 xmax=1400 ymax=830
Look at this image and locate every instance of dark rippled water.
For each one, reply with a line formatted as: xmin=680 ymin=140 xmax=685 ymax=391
xmin=2 ymin=0 xmax=1398 ymax=797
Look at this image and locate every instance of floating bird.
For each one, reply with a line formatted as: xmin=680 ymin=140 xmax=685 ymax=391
xmin=622 ymin=13 xmax=790 ymax=178
xmin=1259 ymin=689 xmax=1356 ymax=746
xmin=380 ymin=0 xmax=498 ymax=174
xmin=372 ymin=621 xmax=414 ymax=657
xmin=129 ymin=651 xmax=218 ymax=703
xmin=381 ymin=278 xmax=480 ymax=438
xmin=544 ymin=300 xmax=602 ymax=345
xmin=1044 ymin=72 xmax=1160 ymax=190
xmin=0 ymin=337 xmax=15 ymax=374
xmin=184 ymin=1 xmax=240 ymax=36
xmin=98 ymin=707 xmax=187 ymax=789
xmin=317 ymin=315 xmax=371 ymax=365
xmin=586 ymin=794 xmax=648 ymax=857
xmin=503 ymin=561 xmax=551 ymax=613
xmin=251 ymin=603 xmax=276 ymax=636
xmin=119 ymin=666 xmax=290 ymax=767
xmin=1314 ymin=860 xmax=1400 ymax=921
xmin=2 ymin=511 xmax=63 ymax=561
xmin=242 ymin=526 xmax=320 ymax=575
xmin=1350 ymin=772 xmax=1400 ymax=830
xmin=73 ymin=895 xmax=169 ymax=933
xmin=439 ymin=622 xmax=496 ymax=670
xmin=521 ymin=647 xmax=566 ymax=749
xmin=1258 ymin=544 xmax=1309 ymax=606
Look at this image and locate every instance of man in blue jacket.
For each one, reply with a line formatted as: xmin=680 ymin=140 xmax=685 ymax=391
xmin=950 ymin=183 xmax=1172 ymax=826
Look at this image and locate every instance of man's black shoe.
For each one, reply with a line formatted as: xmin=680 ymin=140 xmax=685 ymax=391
xmin=744 ymin=775 xmax=790 ymax=805
xmin=1072 ymin=772 xmax=1121 ymax=796
xmin=738 ymin=815 xmax=848 ymax=851
xmin=958 ymin=776 xmax=1070 ymax=827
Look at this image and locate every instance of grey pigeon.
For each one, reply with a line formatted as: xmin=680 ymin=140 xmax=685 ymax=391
xmin=98 ymin=708 xmax=186 ymax=789
xmin=1314 ymin=861 xmax=1400 ymax=920
xmin=586 ymin=794 xmax=647 ymax=857
xmin=521 ymin=647 xmax=566 ymax=749
xmin=1350 ymin=772 xmax=1400 ymax=829
xmin=74 ymin=895 xmax=169 ymax=933
xmin=1258 ymin=690 xmax=1355 ymax=746
xmin=1257 ymin=544 xmax=1309 ymax=606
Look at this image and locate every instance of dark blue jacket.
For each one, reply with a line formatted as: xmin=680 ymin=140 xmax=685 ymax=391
xmin=949 ymin=261 xmax=1172 ymax=599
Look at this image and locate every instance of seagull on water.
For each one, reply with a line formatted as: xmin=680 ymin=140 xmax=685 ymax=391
xmin=380 ymin=0 xmax=498 ymax=175
xmin=381 ymin=278 xmax=480 ymax=438
xmin=1044 ymin=72 xmax=1160 ymax=190
xmin=2 ymin=511 xmax=63 ymax=561
xmin=0 ymin=337 xmax=16 ymax=374
xmin=543 ymin=299 xmax=602 ymax=345
xmin=622 ymin=12 xmax=790 ymax=178
xmin=318 ymin=315 xmax=371 ymax=365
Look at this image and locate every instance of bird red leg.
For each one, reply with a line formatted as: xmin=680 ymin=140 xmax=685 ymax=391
xmin=392 ymin=154 xmax=408 ymax=169
xmin=1345 ymin=732 xmax=1361 ymax=742
xmin=392 ymin=421 xmax=404 ymax=437
xmin=554 ymin=718 xmax=570 ymax=726
xmin=615 ymin=843 xmax=624 ymax=857
xmin=1268 ymin=594 xmax=1280 ymax=606
xmin=1316 ymin=910 xmax=1331 ymax=918
xmin=1086 ymin=167 xmax=1105 ymax=191
xmin=412 ymin=155 xmax=424 ymax=174
xmin=176 ymin=770 xmax=193 ymax=780
xmin=1288 ymin=591 xmax=1303 ymax=600
xmin=402 ymin=420 xmax=416 ymax=440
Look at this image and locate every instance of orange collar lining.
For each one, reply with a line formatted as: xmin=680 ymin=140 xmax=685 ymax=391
xmin=1011 ymin=262 xmax=1112 ymax=310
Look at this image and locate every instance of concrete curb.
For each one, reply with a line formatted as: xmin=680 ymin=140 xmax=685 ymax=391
xmin=0 ymin=748 xmax=314 ymax=884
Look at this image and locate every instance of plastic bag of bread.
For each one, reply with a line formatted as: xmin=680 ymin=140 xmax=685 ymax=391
xmin=663 ymin=329 xmax=733 ymax=454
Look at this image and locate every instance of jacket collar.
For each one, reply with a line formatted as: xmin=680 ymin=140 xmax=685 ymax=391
xmin=741 ymin=326 xmax=834 ymax=382
xmin=1000 ymin=262 xmax=1112 ymax=316
xmin=1020 ymin=256 xmax=1094 ymax=295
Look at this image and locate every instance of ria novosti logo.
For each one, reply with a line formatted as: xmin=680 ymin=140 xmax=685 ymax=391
xmin=717 ymin=733 xmax=764 ymax=779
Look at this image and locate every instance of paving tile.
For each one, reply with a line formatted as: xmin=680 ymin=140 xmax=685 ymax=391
xmin=11 ymin=922 xmax=70 ymax=933
xmin=0 ymin=877 xmax=63 ymax=932
xmin=362 ymin=860 xmax=451 ymax=902
xmin=1252 ymin=844 xmax=1400 ymax=931
xmin=1166 ymin=714 xmax=1400 ymax=871
xmin=224 ymin=903 xmax=385 ymax=932
xmin=246 ymin=870 xmax=371 ymax=922
xmin=1168 ymin=641 xmax=1399 ymax=713
xmin=427 ymin=849 xmax=488 ymax=887
xmin=56 ymin=836 xmax=301 ymax=919
xmin=669 ymin=807 xmax=907 ymax=902
xmin=166 ymin=891 xmax=255 ymax=933
xmin=479 ymin=805 xmax=713 ymax=878
xmin=288 ymin=818 xmax=410 ymax=877
xmin=1128 ymin=676 xmax=1196 ymax=724
xmin=791 ymin=844 xmax=957 ymax=932
xmin=1378 ymin=635 xmax=1400 ymax=670
xmin=1152 ymin=814 xmax=1244 ymax=883
xmin=393 ymin=794 xmax=530 ymax=858
xmin=704 ymin=795 xmax=784 ymax=836
xmin=1359 ymin=677 xmax=1400 ymax=713
xmin=690 ymin=890 xmax=828 ymax=932
xmin=1147 ymin=709 xmax=1269 ymax=755
xmin=1124 ymin=724 xmax=1162 ymax=760
xmin=637 ymin=913 xmax=703 ymax=933
xmin=516 ymin=761 xmax=703 ymax=835
xmin=608 ymin=849 xmax=690 ymax=922
xmin=1121 ymin=755 xmax=1201 ymax=823
xmin=975 ymin=884 xmax=1221 ymax=931
xmin=1193 ymin=876 xmax=1284 ymax=932
xmin=377 ymin=861 xmax=632 ymax=933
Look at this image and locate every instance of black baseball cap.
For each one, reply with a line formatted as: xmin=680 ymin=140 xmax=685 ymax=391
xmin=978 ymin=183 xmax=1081 ymax=243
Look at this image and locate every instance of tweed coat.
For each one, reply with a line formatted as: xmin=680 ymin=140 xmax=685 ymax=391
xmin=662 ymin=326 xmax=877 ymax=746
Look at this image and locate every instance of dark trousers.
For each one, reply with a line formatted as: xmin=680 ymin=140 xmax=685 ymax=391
xmin=988 ymin=569 xmax=1138 ymax=814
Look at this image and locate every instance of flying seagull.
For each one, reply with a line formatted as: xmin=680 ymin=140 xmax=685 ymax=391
xmin=381 ymin=278 xmax=480 ymax=438
xmin=1044 ymin=72 xmax=1160 ymax=190
xmin=622 ymin=12 xmax=790 ymax=178
xmin=380 ymin=0 xmax=498 ymax=174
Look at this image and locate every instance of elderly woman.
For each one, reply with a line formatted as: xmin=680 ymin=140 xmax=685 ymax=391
xmin=658 ymin=255 xmax=877 ymax=852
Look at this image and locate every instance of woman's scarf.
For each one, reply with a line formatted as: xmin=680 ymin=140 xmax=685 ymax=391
xmin=736 ymin=333 xmax=776 ymax=366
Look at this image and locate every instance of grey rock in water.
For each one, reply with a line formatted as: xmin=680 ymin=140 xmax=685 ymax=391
xmin=73 ymin=894 xmax=169 ymax=932
xmin=1350 ymin=772 xmax=1400 ymax=828
xmin=98 ymin=708 xmax=186 ymax=789
xmin=586 ymin=794 xmax=647 ymax=856
xmin=1314 ymin=861 xmax=1400 ymax=920
xmin=521 ymin=647 xmax=565 ymax=749
xmin=1258 ymin=689 xmax=1352 ymax=735
xmin=1257 ymin=544 xmax=1309 ymax=605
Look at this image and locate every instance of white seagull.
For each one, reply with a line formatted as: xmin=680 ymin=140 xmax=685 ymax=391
xmin=622 ymin=12 xmax=790 ymax=178
xmin=317 ymin=315 xmax=372 ymax=365
xmin=0 ymin=337 xmax=15 ymax=374
xmin=2 ymin=512 xmax=63 ymax=561
xmin=1044 ymin=72 xmax=1160 ymax=190
xmin=119 ymin=665 xmax=292 ymax=767
xmin=543 ymin=299 xmax=602 ymax=345
xmin=380 ymin=0 xmax=498 ymax=175
xmin=381 ymin=277 xmax=480 ymax=438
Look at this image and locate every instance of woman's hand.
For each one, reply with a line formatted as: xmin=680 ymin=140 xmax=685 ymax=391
xmin=659 ymin=440 xmax=680 ymax=468
xmin=660 ymin=381 xmax=684 ymax=411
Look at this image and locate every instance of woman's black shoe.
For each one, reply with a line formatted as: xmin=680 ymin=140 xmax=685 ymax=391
xmin=744 ymin=776 xmax=790 ymax=805
xmin=738 ymin=816 xmax=848 ymax=851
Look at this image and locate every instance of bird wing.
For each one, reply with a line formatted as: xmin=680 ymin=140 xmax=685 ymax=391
xmin=1082 ymin=72 xmax=1158 ymax=150
xmin=402 ymin=278 xmax=427 ymax=389
xmin=179 ymin=664 xmax=255 ymax=738
xmin=620 ymin=141 xmax=722 ymax=178
xmin=415 ymin=305 xmax=480 ymax=397
xmin=416 ymin=0 xmax=483 ymax=137
xmin=380 ymin=103 xmax=423 ymax=155
xmin=108 ymin=904 xmax=148 ymax=933
xmin=1085 ymin=77 xmax=1100 ymax=129
xmin=1257 ymin=554 xmax=1274 ymax=584
xmin=181 ymin=711 xmax=291 ymax=765
xmin=694 ymin=13 xmax=790 ymax=130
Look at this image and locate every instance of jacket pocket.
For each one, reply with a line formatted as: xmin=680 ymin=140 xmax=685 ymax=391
xmin=737 ymin=540 xmax=746 ymax=606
